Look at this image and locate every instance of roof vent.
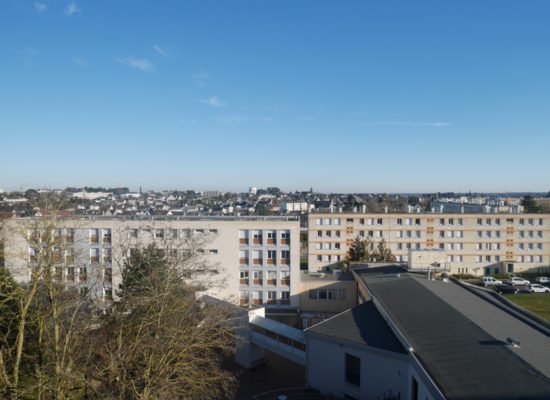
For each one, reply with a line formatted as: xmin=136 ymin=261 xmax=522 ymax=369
xmin=506 ymin=337 xmax=521 ymax=348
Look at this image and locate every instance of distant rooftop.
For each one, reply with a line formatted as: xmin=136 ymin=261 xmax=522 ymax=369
xmin=14 ymin=215 xmax=300 ymax=222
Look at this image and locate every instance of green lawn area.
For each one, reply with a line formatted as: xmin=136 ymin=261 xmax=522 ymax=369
xmin=504 ymin=293 xmax=550 ymax=321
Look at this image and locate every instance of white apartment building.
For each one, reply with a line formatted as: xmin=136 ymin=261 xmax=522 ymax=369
xmin=308 ymin=213 xmax=550 ymax=276
xmin=2 ymin=216 xmax=300 ymax=308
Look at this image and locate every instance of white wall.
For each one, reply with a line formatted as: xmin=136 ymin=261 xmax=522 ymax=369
xmin=306 ymin=335 xmax=409 ymax=400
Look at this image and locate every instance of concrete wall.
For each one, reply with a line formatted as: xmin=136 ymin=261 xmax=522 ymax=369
xmin=299 ymin=276 xmax=357 ymax=313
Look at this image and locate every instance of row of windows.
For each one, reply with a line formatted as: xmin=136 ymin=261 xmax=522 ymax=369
xmin=314 ymin=217 xmax=546 ymax=227
xmin=239 ymin=271 xmax=290 ymax=280
xmin=308 ymin=288 xmax=347 ymax=301
xmin=238 ymin=230 xmax=290 ymax=239
xmin=128 ymin=228 xmax=218 ymax=239
xmin=239 ymin=250 xmax=290 ymax=259
xmin=315 ymin=229 xmax=544 ymax=240
xmin=239 ymin=290 xmax=290 ymax=301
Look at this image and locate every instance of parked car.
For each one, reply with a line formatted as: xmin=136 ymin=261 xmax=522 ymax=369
xmin=528 ymin=284 xmax=550 ymax=293
xmin=482 ymin=277 xmax=503 ymax=287
xmin=508 ymin=277 xmax=530 ymax=286
xmin=493 ymin=284 xmax=518 ymax=294
xmin=534 ymin=276 xmax=550 ymax=285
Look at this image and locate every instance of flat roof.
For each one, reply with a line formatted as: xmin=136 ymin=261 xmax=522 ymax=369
xmin=306 ymin=301 xmax=406 ymax=354
xmin=300 ymin=271 xmax=356 ymax=282
xmin=355 ymin=267 xmax=550 ymax=400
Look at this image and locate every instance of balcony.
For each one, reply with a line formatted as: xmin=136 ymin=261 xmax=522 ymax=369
xmin=239 ymin=298 xmax=248 ymax=305
xmin=267 ymin=279 xmax=276 ymax=285
xmin=252 ymin=299 xmax=262 ymax=305
xmin=266 ymin=299 xmax=277 ymax=305
xmin=252 ymin=237 xmax=263 ymax=245
xmin=239 ymin=238 xmax=249 ymax=245
xmin=280 ymin=258 xmax=290 ymax=265
xmin=239 ymin=258 xmax=249 ymax=265
xmin=252 ymin=258 xmax=263 ymax=265
xmin=280 ymin=238 xmax=290 ymax=245
xmin=267 ymin=258 xmax=275 ymax=265
xmin=103 ymin=236 xmax=112 ymax=244
xmin=240 ymin=278 xmax=249 ymax=285
xmin=252 ymin=279 xmax=262 ymax=285
xmin=90 ymin=256 xmax=99 ymax=263
xmin=66 ymin=274 xmax=75 ymax=282
xmin=90 ymin=236 xmax=99 ymax=244
xmin=267 ymin=238 xmax=276 ymax=245
xmin=280 ymin=278 xmax=290 ymax=286
xmin=79 ymin=275 xmax=87 ymax=283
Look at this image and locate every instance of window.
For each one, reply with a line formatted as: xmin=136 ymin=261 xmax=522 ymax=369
xmin=376 ymin=218 xmax=383 ymax=225
xmin=129 ymin=229 xmax=138 ymax=238
xmin=281 ymin=250 xmax=290 ymax=259
xmin=335 ymin=230 xmax=341 ymax=238
xmin=281 ymin=231 xmax=290 ymax=240
xmin=359 ymin=218 xmax=365 ymax=225
xmin=317 ymin=230 xmax=322 ymax=238
xmin=397 ymin=218 xmax=403 ymax=225
xmin=267 ymin=250 xmax=276 ymax=259
xmin=457 ymin=218 xmax=463 ymax=225
xmin=415 ymin=218 xmax=421 ymax=226
xmin=440 ymin=218 xmax=445 ymax=226
xmin=281 ymin=291 xmax=290 ymax=300
xmin=240 ymin=271 xmax=249 ymax=279
xmin=335 ymin=243 xmax=341 ymax=250
xmin=334 ymin=218 xmax=341 ymax=226
xmin=324 ymin=218 xmax=332 ymax=226
xmin=316 ymin=218 xmax=322 ymax=226
xmin=345 ymin=353 xmax=360 ymax=386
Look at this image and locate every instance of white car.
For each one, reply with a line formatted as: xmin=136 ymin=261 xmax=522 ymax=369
xmin=482 ymin=277 xmax=502 ymax=287
xmin=534 ymin=277 xmax=550 ymax=284
xmin=528 ymin=284 xmax=550 ymax=293
xmin=508 ymin=277 xmax=530 ymax=286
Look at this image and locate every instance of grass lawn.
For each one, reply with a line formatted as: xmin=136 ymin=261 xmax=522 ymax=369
xmin=504 ymin=293 xmax=550 ymax=321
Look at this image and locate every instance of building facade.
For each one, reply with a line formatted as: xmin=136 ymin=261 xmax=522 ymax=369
xmin=2 ymin=216 xmax=301 ymax=308
xmin=308 ymin=213 xmax=550 ymax=276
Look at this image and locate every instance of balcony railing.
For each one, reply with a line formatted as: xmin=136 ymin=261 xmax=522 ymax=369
xmin=239 ymin=238 xmax=249 ymax=245
xmin=239 ymin=258 xmax=249 ymax=265
xmin=252 ymin=299 xmax=262 ymax=305
xmin=90 ymin=257 xmax=99 ymax=263
xmin=103 ymin=236 xmax=112 ymax=244
xmin=280 ymin=238 xmax=290 ymax=245
xmin=267 ymin=279 xmax=276 ymax=285
xmin=240 ymin=278 xmax=249 ymax=285
xmin=280 ymin=258 xmax=290 ymax=265
xmin=267 ymin=238 xmax=276 ymax=245
xmin=79 ymin=275 xmax=87 ymax=283
xmin=252 ymin=258 xmax=263 ymax=265
xmin=252 ymin=279 xmax=262 ymax=285
xmin=90 ymin=236 xmax=99 ymax=244
xmin=239 ymin=298 xmax=248 ymax=305
xmin=280 ymin=278 xmax=290 ymax=286
xmin=252 ymin=237 xmax=263 ymax=244
xmin=267 ymin=259 xmax=275 ymax=265
xmin=266 ymin=299 xmax=277 ymax=305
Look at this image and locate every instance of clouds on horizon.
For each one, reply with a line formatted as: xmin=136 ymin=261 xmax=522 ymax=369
xmin=362 ymin=121 xmax=451 ymax=127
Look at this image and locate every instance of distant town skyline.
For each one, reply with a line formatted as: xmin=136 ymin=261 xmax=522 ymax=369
xmin=1 ymin=1 xmax=549 ymax=192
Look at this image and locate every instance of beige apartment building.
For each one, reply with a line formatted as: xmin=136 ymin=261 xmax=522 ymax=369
xmin=2 ymin=216 xmax=300 ymax=308
xmin=308 ymin=213 xmax=550 ymax=276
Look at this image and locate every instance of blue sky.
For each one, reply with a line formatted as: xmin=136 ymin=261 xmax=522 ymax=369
xmin=1 ymin=1 xmax=549 ymax=193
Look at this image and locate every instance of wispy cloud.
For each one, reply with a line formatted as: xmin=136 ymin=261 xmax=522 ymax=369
xmin=115 ymin=57 xmax=154 ymax=73
xmin=192 ymin=71 xmax=210 ymax=86
xmin=152 ymin=44 xmax=169 ymax=57
xmin=216 ymin=114 xmax=244 ymax=124
xmin=72 ymin=57 xmax=88 ymax=67
xmin=34 ymin=2 xmax=47 ymax=13
xmin=200 ymin=96 xmax=226 ymax=107
xmin=362 ymin=121 xmax=451 ymax=127
xmin=64 ymin=2 xmax=80 ymax=16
